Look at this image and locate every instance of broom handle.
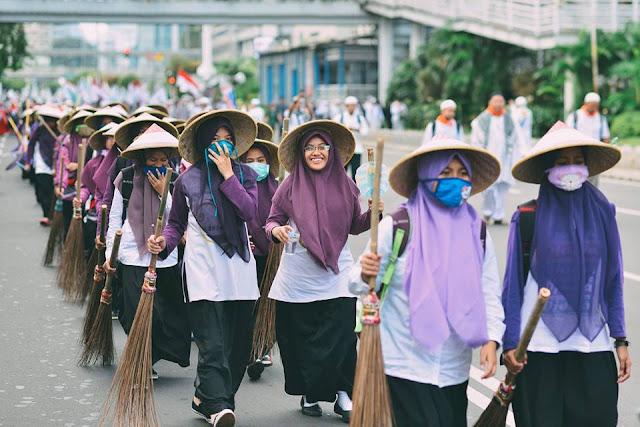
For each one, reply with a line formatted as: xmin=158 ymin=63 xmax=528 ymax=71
xmin=37 ymin=115 xmax=59 ymax=141
xmin=367 ymin=138 xmax=384 ymax=291
xmin=97 ymin=205 xmax=108 ymax=264
xmin=7 ymin=116 xmax=24 ymax=142
xmin=148 ymin=168 xmax=173 ymax=272
xmin=57 ymin=155 xmax=65 ymax=193
xmin=25 ymin=99 xmax=30 ymax=140
xmin=75 ymin=144 xmax=85 ymax=198
xmin=278 ymin=118 xmax=290 ymax=182
xmin=505 ymin=287 xmax=550 ymax=385
xmin=367 ymin=148 xmax=374 ymax=163
xmin=103 ymin=231 xmax=122 ymax=294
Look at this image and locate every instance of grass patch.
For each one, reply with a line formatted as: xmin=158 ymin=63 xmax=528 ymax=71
xmin=618 ymin=136 xmax=640 ymax=146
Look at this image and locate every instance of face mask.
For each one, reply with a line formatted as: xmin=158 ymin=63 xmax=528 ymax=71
xmin=204 ymin=140 xmax=243 ymax=216
xmin=547 ymin=164 xmax=588 ymax=191
xmin=423 ymin=177 xmax=472 ymax=208
xmin=207 ymin=140 xmax=237 ymax=158
xmin=247 ymin=162 xmax=270 ymax=181
xmin=143 ymin=165 xmax=167 ymax=178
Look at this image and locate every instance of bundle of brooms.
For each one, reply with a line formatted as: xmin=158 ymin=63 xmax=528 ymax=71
xmin=100 ymin=170 xmax=172 ymax=427
xmin=43 ymin=155 xmax=66 ymax=266
xmin=350 ymin=138 xmax=393 ymax=427
xmin=57 ymin=143 xmax=87 ymax=302
xmin=79 ymin=230 xmax=122 ymax=366
xmin=474 ymin=288 xmax=551 ymax=427
xmin=250 ymin=118 xmax=289 ymax=361
xmin=79 ymin=206 xmax=108 ymax=308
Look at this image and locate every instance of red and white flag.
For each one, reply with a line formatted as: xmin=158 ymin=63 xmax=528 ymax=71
xmin=176 ymin=69 xmax=200 ymax=97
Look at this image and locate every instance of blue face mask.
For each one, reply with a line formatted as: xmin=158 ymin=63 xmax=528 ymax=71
xmin=247 ymin=162 xmax=270 ymax=181
xmin=204 ymin=140 xmax=243 ymax=216
xmin=423 ymin=177 xmax=472 ymax=208
xmin=207 ymin=139 xmax=237 ymax=158
xmin=143 ymin=165 xmax=167 ymax=178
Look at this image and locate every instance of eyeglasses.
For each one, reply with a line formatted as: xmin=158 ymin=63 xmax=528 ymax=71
xmin=304 ymin=144 xmax=331 ymax=153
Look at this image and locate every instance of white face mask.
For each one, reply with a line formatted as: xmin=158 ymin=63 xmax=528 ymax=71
xmin=547 ymin=164 xmax=589 ymax=191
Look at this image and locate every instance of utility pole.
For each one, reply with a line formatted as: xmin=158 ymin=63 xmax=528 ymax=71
xmin=590 ymin=0 xmax=599 ymax=92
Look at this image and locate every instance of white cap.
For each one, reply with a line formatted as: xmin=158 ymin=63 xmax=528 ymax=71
xmin=344 ymin=96 xmax=358 ymax=105
xmin=440 ymin=99 xmax=456 ymax=111
xmin=515 ymin=96 xmax=527 ymax=107
xmin=584 ymin=92 xmax=601 ymax=103
xmin=251 ymin=98 xmax=260 ymax=106
xmin=196 ymin=97 xmax=210 ymax=106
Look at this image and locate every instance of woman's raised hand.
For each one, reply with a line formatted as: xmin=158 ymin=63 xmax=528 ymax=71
xmin=208 ymin=142 xmax=234 ymax=180
xmin=147 ymin=171 xmax=166 ymax=195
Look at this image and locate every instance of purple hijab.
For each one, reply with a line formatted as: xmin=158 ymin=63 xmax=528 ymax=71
xmin=94 ymin=145 xmax=119 ymax=197
xmin=272 ymin=129 xmax=359 ymax=274
xmin=241 ymin=143 xmax=278 ymax=256
xmin=404 ymin=151 xmax=488 ymax=352
xmin=529 ymin=178 xmax=623 ymax=341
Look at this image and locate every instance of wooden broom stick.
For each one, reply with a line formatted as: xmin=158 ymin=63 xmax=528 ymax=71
xmin=37 ymin=115 xmax=59 ymax=140
xmin=350 ymin=138 xmax=393 ymax=427
xmin=68 ymin=143 xmax=88 ymax=303
xmin=7 ymin=116 xmax=24 ymax=142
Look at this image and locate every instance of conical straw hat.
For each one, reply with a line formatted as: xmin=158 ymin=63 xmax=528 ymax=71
xmin=278 ymin=120 xmax=355 ymax=173
xmin=115 ymin=112 xmax=178 ymax=150
xmin=84 ymin=106 xmax=126 ymax=130
xmin=120 ymin=123 xmax=179 ymax=160
xmin=512 ymin=121 xmax=621 ymax=184
xmin=88 ymin=122 xmax=119 ymax=151
xmin=257 ymin=122 xmax=274 ymax=142
xmin=130 ymin=105 xmax=168 ymax=119
xmin=389 ymin=136 xmax=501 ymax=198
xmin=63 ymin=110 xmax=93 ymax=133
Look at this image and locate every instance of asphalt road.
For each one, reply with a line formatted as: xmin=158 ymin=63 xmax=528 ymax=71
xmin=0 ymin=134 xmax=639 ymax=426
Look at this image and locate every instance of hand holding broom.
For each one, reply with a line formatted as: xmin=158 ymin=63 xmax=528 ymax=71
xmin=474 ymin=288 xmax=551 ymax=427
xmin=350 ymin=138 xmax=393 ymax=427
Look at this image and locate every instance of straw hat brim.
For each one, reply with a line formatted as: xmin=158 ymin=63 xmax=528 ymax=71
xmin=179 ymin=109 xmax=258 ymax=164
xmin=257 ymin=122 xmax=274 ymax=141
xmin=512 ymin=140 xmax=621 ymax=184
xmin=389 ymin=142 xmax=501 ymax=199
xmin=130 ymin=107 xmax=168 ymax=119
xmin=278 ymin=120 xmax=355 ymax=173
xmin=148 ymin=104 xmax=169 ymax=115
xmin=248 ymin=139 xmax=280 ymax=178
xmin=63 ymin=111 xmax=93 ymax=133
xmin=84 ymin=112 xmax=125 ymax=131
xmin=120 ymin=145 xmax=180 ymax=160
xmin=115 ymin=116 xmax=178 ymax=150
xmin=37 ymin=108 xmax=65 ymax=120
xmin=88 ymin=123 xmax=118 ymax=151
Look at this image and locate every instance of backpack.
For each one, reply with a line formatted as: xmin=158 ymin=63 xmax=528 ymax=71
xmin=517 ymin=199 xmax=537 ymax=283
xmin=572 ymin=110 xmax=606 ymax=141
xmin=120 ymin=165 xmax=178 ymax=223
xmin=427 ymin=120 xmax=462 ymax=139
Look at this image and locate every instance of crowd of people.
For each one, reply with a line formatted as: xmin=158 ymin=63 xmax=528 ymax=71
xmin=3 ymin=88 xmax=630 ymax=427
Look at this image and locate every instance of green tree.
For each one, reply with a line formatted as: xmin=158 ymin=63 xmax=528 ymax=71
xmin=0 ymin=24 xmax=28 ymax=79
xmin=214 ymin=57 xmax=259 ymax=104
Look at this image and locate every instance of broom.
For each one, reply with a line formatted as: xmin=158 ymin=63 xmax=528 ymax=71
xmin=250 ymin=118 xmax=289 ymax=361
xmin=57 ymin=143 xmax=87 ymax=300
xmin=80 ymin=205 xmax=108 ymax=347
xmin=100 ymin=170 xmax=173 ymax=427
xmin=79 ymin=230 xmax=122 ymax=366
xmin=350 ymin=138 xmax=393 ymax=427
xmin=43 ymin=155 xmax=66 ymax=266
xmin=474 ymin=288 xmax=551 ymax=427
xmin=77 ymin=206 xmax=108 ymax=304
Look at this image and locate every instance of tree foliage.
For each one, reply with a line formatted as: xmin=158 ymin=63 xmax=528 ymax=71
xmin=0 ymin=24 xmax=28 ymax=79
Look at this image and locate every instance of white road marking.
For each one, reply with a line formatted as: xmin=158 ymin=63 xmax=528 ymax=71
xmin=617 ymin=207 xmax=640 ymax=217
xmin=467 ymin=385 xmax=516 ymax=427
xmin=624 ymin=271 xmax=640 ymax=282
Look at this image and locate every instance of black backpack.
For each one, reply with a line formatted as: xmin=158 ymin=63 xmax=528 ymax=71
xmin=120 ymin=165 xmax=178 ymax=223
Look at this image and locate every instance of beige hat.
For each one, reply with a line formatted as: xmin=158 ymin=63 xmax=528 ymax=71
xmin=389 ymin=136 xmax=501 ymax=198
xmin=163 ymin=117 xmax=186 ymax=135
xmin=278 ymin=120 xmax=355 ymax=173
xmin=76 ymin=104 xmax=98 ymax=113
xmin=88 ymin=122 xmax=119 ymax=151
xmin=148 ymin=104 xmax=170 ymax=115
xmin=120 ymin=124 xmax=180 ymax=160
xmin=106 ymin=101 xmax=129 ymax=113
xmin=512 ymin=121 xmax=621 ymax=184
xmin=84 ymin=107 xmax=126 ymax=130
xmin=185 ymin=109 xmax=210 ymax=126
xmin=63 ymin=110 xmax=93 ymax=133
xmin=115 ymin=112 xmax=178 ymax=150
xmin=179 ymin=109 xmax=258 ymax=164
xmin=37 ymin=105 xmax=66 ymax=120
xmin=104 ymin=122 xmax=120 ymax=137
xmin=257 ymin=122 xmax=274 ymax=142
xmin=130 ymin=105 xmax=168 ymax=119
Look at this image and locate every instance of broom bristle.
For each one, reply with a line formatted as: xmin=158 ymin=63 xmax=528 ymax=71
xmin=100 ymin=292 xmax=157 ymax=427
xmin=81 ymin=265 xmax=106 ymax=345
xmin=74 ymin=248 xmax=98 ymax=304
xmin=57 ymin=218 xmax=86 ymax=301
xmin=43 ymin=210 xmax=65 ymax=266
xmin=350 ymin=323 xmax=394 ymax=427
xmin=79 ymin=301 xmax=115 ymax=366
xmin=473 ymin=396 xmax=510 ymax=427
xmin=47 ymin=194 xmax=56 ymax=221
xmin=250 ymin=243 xmax=283 ymax=360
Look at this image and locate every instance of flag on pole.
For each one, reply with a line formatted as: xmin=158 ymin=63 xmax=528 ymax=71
xmin=176 ymin=68 xmax=200 ymax=97
xmin=220 ymin=82 xmax=237 ymax=109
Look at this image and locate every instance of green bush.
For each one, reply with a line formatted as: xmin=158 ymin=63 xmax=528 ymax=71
xmin=403 ymin=103 xmax=440 ymax=131
xmin=530 ymin=104 xmax=564 ymax=138
xmin=611 ymin=111 xmax=640 ymax=137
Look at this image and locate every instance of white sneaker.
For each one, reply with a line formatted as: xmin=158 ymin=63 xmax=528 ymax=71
xmin=212 ymin=409 xmax=235 ymax=427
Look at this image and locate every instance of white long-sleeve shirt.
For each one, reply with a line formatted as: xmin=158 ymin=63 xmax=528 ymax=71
xmin=334 ymin=111 xmax=369 ymax=154
xmin=106 ymin=188 xmax=178 ymax=268
xmin=349 ymin=216 xmax=505 ymax=387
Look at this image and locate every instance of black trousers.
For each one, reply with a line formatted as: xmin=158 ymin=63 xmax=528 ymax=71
xmin=346 ymin=152 xmax=362 ymax=181
xmin=189 ymin=299 xmax=254 ymax=413
xmin=276 ymin=297 xmax=357 ymax=403
xmin=388 ymin=376 xmax=468 ymax=427
xmin=34 ymin=173 xmax=53 ymax=218
xmin=118 ymin=264 xmax=191 ymax=367
xmin=512 ymin=351 xmax=618 ymax=427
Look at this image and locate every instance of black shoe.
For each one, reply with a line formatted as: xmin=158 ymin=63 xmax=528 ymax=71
xmin=247 ymin=361 xmax=264 ymax=380
xmin=493 ymin=219 xmax=504 ymax=225
xmin=300 ymin=397 xmax=322 ymax=417
xmin=192 ymin=400 xmax=212 ymax=423
xmin=334 ymin=401 xmax=351 ymax=423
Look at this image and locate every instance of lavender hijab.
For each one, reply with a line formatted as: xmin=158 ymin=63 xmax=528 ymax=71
xmin=529 ymin=177 xmax=623 ymax=341
xmin=404 ymin=151 xmax=488 ymax=352
xmin=272 ymin=129 xmax=359 ymax=274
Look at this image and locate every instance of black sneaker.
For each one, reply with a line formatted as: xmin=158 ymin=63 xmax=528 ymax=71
xmin=300 ymin=397 xmax=322 ymax=417
xmin=192 ymin=400 xmax=213 ymax=424
xmin=334 ymin=401 xmax=351 ymax=423
xmin=247 ymin=361 xmax=264 ymax=380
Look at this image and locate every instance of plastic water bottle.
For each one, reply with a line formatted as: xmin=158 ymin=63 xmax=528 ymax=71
xmin=285 ymin=230 xmax=300 ymax=254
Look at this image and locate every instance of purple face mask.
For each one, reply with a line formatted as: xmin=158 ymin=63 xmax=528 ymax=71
xmin=547 ymin=164 xmax=589 ymax=191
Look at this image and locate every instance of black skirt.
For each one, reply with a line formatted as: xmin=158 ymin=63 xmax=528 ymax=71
xmin=275 ymin=297 xmax=357 ymax=403
xmin=512 ymin=351 xmax=618 ymax=427
xmin=118 ymin=264 xmax=191 ymax=367
xmin=387 ymin=376 xmax=468 ymax=427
